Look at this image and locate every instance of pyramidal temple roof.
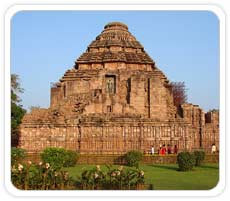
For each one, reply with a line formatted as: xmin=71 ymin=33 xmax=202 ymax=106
xmin=76 ymin=22 xmax=155 ymax=65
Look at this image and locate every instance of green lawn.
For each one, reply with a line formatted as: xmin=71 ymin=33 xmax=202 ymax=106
xmin=64 ymin=163 xmax=219 ymax=190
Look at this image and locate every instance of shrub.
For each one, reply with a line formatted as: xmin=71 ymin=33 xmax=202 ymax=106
xmin=177 ymin=151 xmax=195 ymax=171
xmin=194 ymin=150 xmax=205 ymax=166
xmin=41 ymin=147 xmax=79 ymax=170
xmin=80 ymin=165 xmax=106 ymax=190
xmin=41 ymin=147 xmax=66 ymax=170
xmin=11 ymin=147 xmax=26 ymax=166
xmin=11 ymin=161 xmax=75 ymax=190
xmin=63 ymin=150 xmax=79 ymax=167
xmin=125 ymin=150 xmax=143 ymax=168
xmin=11 ymin=163 xmax=147 ymax=190
xmin=78 ymin=165 xmax=146 ymax=190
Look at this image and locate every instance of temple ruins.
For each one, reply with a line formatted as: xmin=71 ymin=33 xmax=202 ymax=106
xmin=19 ymin=22 xmax=219 ymax=154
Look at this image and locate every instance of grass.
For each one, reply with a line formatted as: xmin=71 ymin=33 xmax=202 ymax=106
xmin=64 ymin=163 xmax=219 ymax=190
xmin=143 ymin=163 xmax=219 ymax=190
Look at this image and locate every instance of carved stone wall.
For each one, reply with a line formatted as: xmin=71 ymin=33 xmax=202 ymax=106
xmin=19 ymin=120 xmax=191 ymax=153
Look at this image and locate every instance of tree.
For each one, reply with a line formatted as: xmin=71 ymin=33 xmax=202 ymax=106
xmin=11 ymin=74 xmax=24 ymax=103
xmin=170 ymin=82 xmax=187 ymax=107
xmin=11 ymin=74 xmax=26 ymax=147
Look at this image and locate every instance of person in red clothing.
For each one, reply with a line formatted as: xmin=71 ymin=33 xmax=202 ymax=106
xmin=167 ymin=144 xmax=172 ymax=154
xmin=162 ymin=144 xmax=166 ymax=155
xmin=174 ymin=145 xmax=178 ymax=154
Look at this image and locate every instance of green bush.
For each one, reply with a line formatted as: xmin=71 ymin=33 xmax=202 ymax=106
xmin=11 ymin=147 xmax=26 ymax=166
xmin=125 ymin=150 xmax=143 ymax=168
xmin=63 ymin=150 xmax=79 ymax=167
xmin=11 ymin=163 xmax=146 ymax=190
xmin=177 ymin=151 xmax=195 ymax=171
xmin=40 ymin=147 xmax=79 ymax=170
xmin=79 ymin=165 xmax=145 ymax=190
xmin=194 ymin=150 xmax=205 ymax=166
xmin=11 ymin=161 xmax=74 ymax=190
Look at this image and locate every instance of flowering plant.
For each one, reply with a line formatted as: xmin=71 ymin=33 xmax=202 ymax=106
xmin=11 ymin=162 xmax=74 ymax=190
xmin=78 ymin=165 xmax=145 ymax=190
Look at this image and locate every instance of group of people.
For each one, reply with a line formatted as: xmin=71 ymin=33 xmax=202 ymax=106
xmin=150 ymin=144 xmax=178 ymax=155
xmin=148 ymin=143 xmax=217 ymax=155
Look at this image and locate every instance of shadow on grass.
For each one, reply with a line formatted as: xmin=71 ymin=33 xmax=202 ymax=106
xmin=148 ymin=164 xmax=179 ymax=171
xmin=147 ymin=164 xmax=219 ymax=171
xmin=197 ymin=164 xmax=219 ymax=170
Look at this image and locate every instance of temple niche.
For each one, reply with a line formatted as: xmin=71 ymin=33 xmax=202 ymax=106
xmin=19 ymin=22 xmax=219 ymax=154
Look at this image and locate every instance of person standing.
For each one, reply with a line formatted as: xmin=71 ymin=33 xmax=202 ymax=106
xmin=151 ymin=146 xmax=154 ymax=155
xmin=211 ymin=143 xmax=216 ymax=154
xmin=158 ymin=144 xmax=162 ymax=155
xmin=167 ymin=144 xmax=172 ymax=154
xmin=162 ymin=144 xmax=166 ymax=155
xmin=174 ymin=145 xmax=178 ymax=154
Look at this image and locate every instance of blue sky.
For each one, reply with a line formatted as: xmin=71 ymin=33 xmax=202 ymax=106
xmin=11 ymin=10 xmax=219 ymax=112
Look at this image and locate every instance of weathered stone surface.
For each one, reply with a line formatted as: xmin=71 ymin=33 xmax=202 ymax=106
xmin=19 ymin=22 xmax=219 ymax=154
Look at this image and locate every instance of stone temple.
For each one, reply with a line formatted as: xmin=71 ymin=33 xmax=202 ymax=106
xmin=19 ymin=22 xmax=219 ymax=154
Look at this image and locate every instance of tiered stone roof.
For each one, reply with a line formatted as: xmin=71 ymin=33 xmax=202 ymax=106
xmin=77 ymin=22 xmax=154 ymax=64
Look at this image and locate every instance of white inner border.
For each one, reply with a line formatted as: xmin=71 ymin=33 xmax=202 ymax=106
xmin=4 ymin=4 xmax=226 ymax=197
